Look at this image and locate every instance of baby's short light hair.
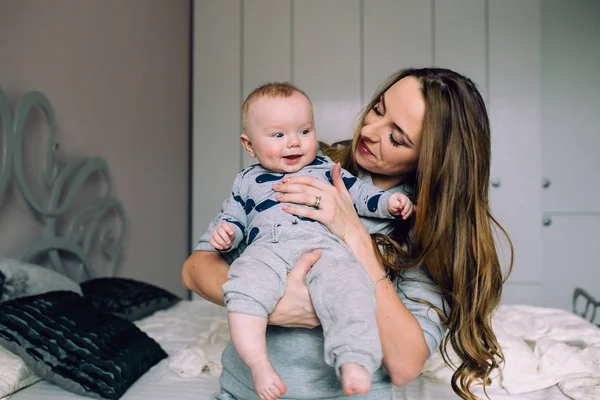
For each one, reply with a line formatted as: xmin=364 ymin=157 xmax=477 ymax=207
xmin=241 ymin=82 xmax=312 ymax=134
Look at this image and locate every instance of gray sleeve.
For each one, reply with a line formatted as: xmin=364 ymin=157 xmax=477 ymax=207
xmin=342 ymin=168 xmax=393 ymax=219
xmin=195 ymin=173 xmax=247 ymax=253
xmin=194 ymin=211 xmax=247 ymax=265
xmin=193 ymin=219 xmax=246 ymax=265
xmin=394 ymin=266 xmax=447 ymax=358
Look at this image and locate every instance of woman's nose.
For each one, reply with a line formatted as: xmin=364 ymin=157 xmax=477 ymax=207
xmin=361 ymin=120 xmax=383 ymax=142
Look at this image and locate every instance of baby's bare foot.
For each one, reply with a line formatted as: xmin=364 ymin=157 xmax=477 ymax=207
xmin=340 ymin=362 xmax=372 ymax=395
xmin=248 ymin=356 xmax=287 ymax=400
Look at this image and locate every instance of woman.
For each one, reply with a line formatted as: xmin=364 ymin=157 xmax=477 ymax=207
xmin=182 ymin=67 xmax=512 ymax=400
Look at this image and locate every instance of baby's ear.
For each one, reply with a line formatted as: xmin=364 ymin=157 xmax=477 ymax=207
xmin=240 ymin=134 xmax=255 ymax=158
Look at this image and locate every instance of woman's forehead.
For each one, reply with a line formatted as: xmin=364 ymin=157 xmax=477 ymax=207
xmin=385 ymin=77 xmax=425 ymax=141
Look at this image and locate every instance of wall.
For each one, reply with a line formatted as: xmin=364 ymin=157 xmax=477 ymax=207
xmin=192 ymin=0 xmax=543 ymax=305
xmin=540 ymin=0 xmax=600 ymax=309
xmin=192 ymin=0 xmax=600 ymax=309
xmin=0 ymin=0 xmax=191 ymax=297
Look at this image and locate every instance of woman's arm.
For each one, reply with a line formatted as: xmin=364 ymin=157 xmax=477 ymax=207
xmin=182 ymin=250 xmax=229 ymax=305
xmin=348 ymin=236 xmax=430 ymax=385
xmin=181 ymin=248 xmax=321 ymax=328
xmin=273 ymin=164 xmax=430 ymax=384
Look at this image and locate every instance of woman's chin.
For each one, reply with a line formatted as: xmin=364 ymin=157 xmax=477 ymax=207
xmin=354 ymin=152 xmax=372 ymax=172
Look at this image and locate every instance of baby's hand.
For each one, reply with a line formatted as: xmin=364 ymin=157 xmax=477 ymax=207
xmin=387 ymin=193 xmax=414 ymax=220
xmin=209 ymin=221 xmax=235 ymax=251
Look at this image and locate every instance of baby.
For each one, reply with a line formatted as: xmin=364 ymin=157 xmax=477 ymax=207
xmin=204 ymin=83 xmax=413 ymax=400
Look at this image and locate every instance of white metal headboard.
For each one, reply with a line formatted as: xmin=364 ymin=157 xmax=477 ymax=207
xmin=0 ymin=89 xmax=126 ymax=281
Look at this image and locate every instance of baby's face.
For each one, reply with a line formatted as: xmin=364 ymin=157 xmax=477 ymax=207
xmin=242 ymin=92 xmax=318 ymax=173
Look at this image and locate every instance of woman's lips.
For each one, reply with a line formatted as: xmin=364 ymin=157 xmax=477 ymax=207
xmin=358 ymin=139 xmax=374 ymax=157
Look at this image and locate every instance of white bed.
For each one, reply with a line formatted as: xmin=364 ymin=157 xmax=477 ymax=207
xmin=1 ymin=89 xmax=599 ymax=400
xmin=10 ymin=299 xmax=598 ymax=400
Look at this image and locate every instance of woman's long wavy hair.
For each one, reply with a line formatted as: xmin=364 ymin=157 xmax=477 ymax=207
xmin=321 ymin=67 xmax=513 ymax=400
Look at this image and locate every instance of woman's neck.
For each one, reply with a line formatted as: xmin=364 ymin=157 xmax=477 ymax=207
xmin=370 ymin=173 xmax=404 ymax=190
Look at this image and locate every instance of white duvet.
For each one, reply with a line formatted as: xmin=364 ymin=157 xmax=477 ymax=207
xmin=169 ymin=303 xmax=600 ymax=400
xmin=422 ymin=305 xmax=600 ymax=399
xmin=5 ymin=301 xmax=599 ymax=400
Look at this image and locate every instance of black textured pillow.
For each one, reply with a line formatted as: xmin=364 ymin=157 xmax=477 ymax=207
xmin=0 ymin=291 xmax=167 ymax=400
xmin=81 ymin=277 xmax=180 ymax=321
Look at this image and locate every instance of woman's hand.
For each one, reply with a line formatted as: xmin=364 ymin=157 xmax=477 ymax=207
xmin=272 ymin=163 xmax=369 ymax=244
xmin=268 ymin=249 xmax=322 ymax=328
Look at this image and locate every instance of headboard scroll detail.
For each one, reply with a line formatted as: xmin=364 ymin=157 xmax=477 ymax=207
xmin=0 ymin=89 xmax=126 ymax=281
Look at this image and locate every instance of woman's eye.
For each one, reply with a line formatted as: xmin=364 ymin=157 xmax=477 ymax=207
xmin=272 ymin=132 xmax=284 ymax=138
xmin=389 ymin=132 xmax=404 ymax=147
xmin=299 ymin=129 xmax=310 ymax=135
xmin=371 ymin=103 xmax=383 ymax=117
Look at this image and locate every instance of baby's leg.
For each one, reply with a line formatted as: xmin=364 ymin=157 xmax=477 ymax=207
xmin=306 ymin=246 xmax=382 ymax=395
xmin=223 ymin=244 xmax=288 ymax=400
xmin=339 ymin=363 xmax=372 ymax=395
xmin=228 ymin=313 xmax=286 ymax=400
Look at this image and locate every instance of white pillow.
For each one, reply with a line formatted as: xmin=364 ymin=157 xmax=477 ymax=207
xmin=0 ymin=258 xmax=82 ymax=302
xmin=0 ymin=345 xmax=41 ymax=398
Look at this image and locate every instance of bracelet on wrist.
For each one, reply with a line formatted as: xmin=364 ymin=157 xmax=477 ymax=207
xmin=373 ymin=273 xmax=392 ymax=286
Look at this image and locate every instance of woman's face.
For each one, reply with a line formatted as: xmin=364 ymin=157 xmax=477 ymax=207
xmin=355 ymin=76 xmax=425 ymax=183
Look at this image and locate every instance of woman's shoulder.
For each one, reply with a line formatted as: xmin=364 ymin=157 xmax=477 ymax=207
xmin=395 ymin=265 xmax=434 ymax=284
xmin=394 ymin=266 xmax=445 ymax=305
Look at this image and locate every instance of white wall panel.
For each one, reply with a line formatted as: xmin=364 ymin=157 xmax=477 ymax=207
xmin=293 ymin=0 xmax=362 ymax=144
xmin=434 ymin=0 xmax=486 ymax=100
xmin=192 ymin=0 xmax=241 ymax=250
xmin=501 ymin=283 xmax=543 ymax=306
xmin=363 ymin=0 xmax=433 ymax=105
xmin=243 ymin=0 xmax=292 ymax=91
xmin=541 ymin=0 xmax=600 ymax=213
xmin=488 ymin=0 xmax=542 ymax=285
xmin=242 ymin=0 xmax=292 ymax=167
xmin=542 ymin=216 xmax=600 ymax=310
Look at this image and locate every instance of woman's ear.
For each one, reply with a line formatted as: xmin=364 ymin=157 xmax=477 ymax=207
xmin=240 ymin=134 xmax=256 ymax=158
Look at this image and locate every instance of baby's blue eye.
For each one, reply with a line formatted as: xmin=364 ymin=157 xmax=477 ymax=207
xmin=272 ymin=132 xmax=284 ymax=138
xmin=299 ymin=129 xmax=309 ymax=135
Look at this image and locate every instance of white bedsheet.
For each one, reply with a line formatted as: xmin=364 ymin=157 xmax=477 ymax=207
xmin=421 ymin=305 xmax=600 ymax=399
xmin=10 ymin=301 xmax=593 ymax=400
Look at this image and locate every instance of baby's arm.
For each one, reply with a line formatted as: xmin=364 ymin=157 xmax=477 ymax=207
xmin=341 ymin=169 xmax=395 ymax=220
xmin=210 ymin=173 xmax=248 ymax=252
xmin=387 ymin=192 xmax=414 ymax=220
xmin=210 ymin=221 xmax=236 ymax=250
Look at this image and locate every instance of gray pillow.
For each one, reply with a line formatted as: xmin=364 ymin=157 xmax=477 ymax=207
xmin=0 ymin=258 xmax=82 ymax=302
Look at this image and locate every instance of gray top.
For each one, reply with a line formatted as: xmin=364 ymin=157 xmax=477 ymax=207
xmin=196 ymin=156 xmax=414 ymax=255
xmin=211 ymin=266 xmax=445 ymax=399
xmin=195 ymin=160 xmax=446 ymax=398
xmin=210 ymin=155 xmax=396 ymax=251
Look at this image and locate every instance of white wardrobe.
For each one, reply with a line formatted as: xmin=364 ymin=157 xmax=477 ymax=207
xmin=192 ymin=0 xmax=600 ymax=309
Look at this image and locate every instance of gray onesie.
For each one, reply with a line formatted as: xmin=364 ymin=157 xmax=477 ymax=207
xmin=202 ymin=155 xmax=402 ymax=376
